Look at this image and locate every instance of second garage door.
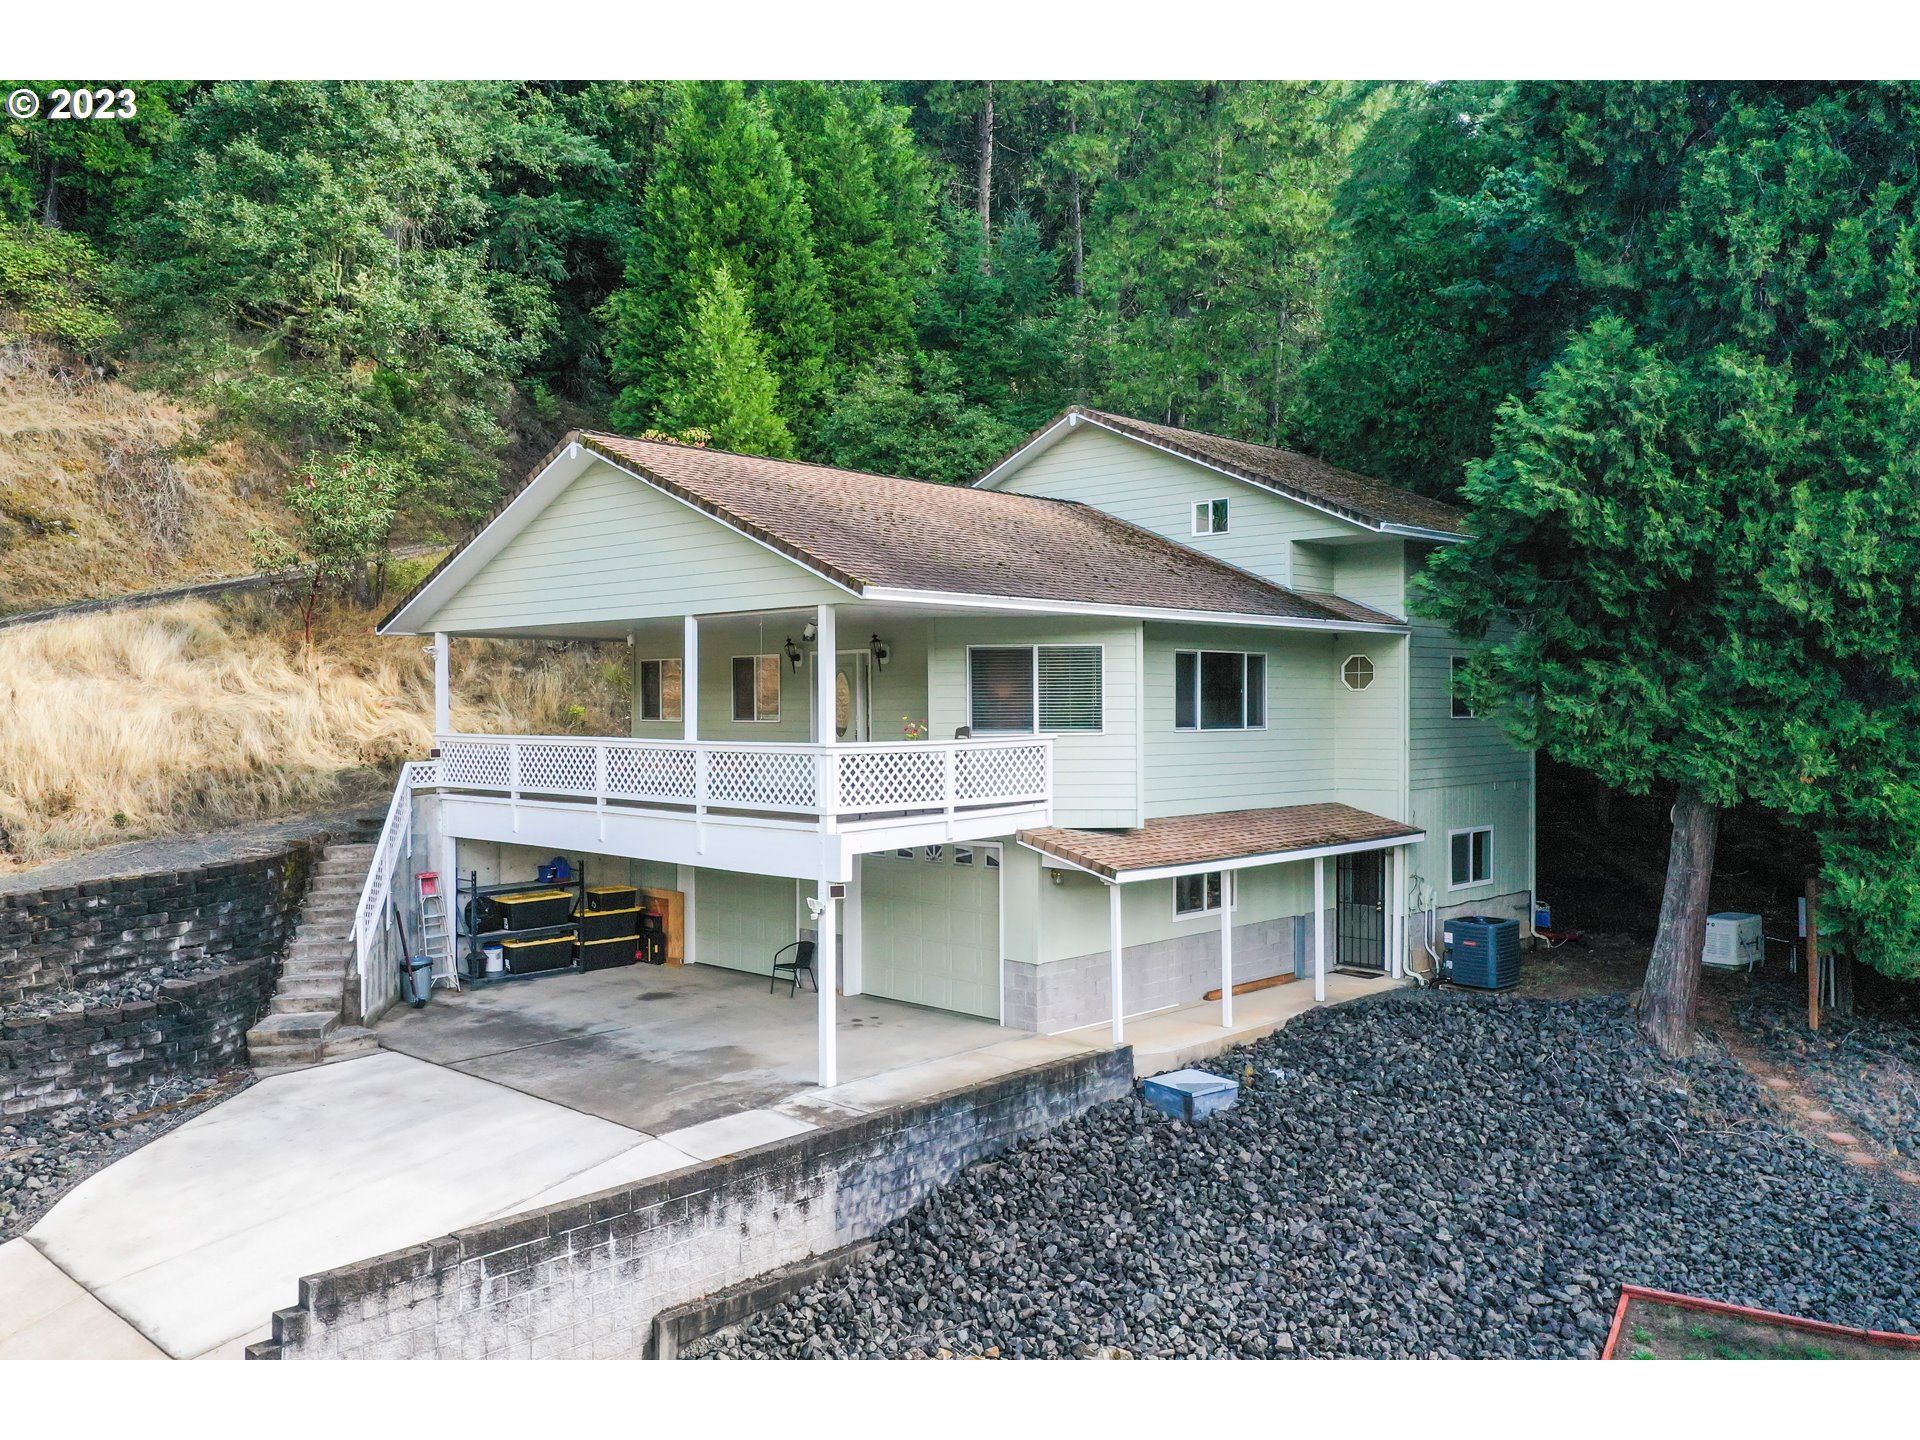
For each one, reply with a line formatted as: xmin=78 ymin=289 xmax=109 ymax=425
xmin=859 ymin=844 xmax=1001 ymax=1020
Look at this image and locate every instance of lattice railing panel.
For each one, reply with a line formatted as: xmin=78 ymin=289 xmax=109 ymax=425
xmin=605 ymin=743 xmax=697 ymax=803
xmin=837 ymin=747 xmax=947 ymax=810
xmin=706 ymin=748 xmax=819 ymax=810
xmin=438 ymin=739 xmax=511 ymax=789
xmin=955 ymin=743 xmax=1049 ymax=803
xmin=517 ymin=741 xmax=599 ymax=795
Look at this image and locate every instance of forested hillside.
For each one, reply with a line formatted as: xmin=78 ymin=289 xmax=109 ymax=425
xmin=0 ymin=79 xmax=1387 ymax=541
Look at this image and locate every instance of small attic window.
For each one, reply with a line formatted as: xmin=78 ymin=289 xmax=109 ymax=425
xmin=1342 ymin=655 xmax=1375 ymax=691
xmin=1192 ymin=498 xmax=1230 ymax=535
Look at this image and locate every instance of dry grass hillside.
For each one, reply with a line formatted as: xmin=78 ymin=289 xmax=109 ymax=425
xmin=0 ymin=340 xmax=289 ymax=614
xmin=0 ymin=341 xmax=627 ymax=870
xmin=0 ymin=590 xmax=630 ymax=869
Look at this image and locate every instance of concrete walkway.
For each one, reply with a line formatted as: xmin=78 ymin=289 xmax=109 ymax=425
xmin=0 ymin=1239 xmax=164 ymax=1360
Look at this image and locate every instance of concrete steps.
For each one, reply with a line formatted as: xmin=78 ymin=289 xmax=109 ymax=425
xmin=247 ymin=836 xmax=380 ymax=1072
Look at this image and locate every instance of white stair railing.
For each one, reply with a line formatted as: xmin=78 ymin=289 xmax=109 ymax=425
xmin=350 ymin=759 xmax=437 ymax=1018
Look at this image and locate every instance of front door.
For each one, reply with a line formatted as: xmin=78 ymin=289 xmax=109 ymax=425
xmin=1336 ymin=851 xmax=1387 ymax=972
xmin=833 ymin=652 xmax=869 ymax=741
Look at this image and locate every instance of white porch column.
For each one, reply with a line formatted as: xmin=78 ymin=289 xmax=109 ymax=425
xmin=842 ymin=857 xmax=863 ymax=995
xmin=1218 ymin=872 xmax=1234 ymax=1030
xmin=677 ymin=863 xmax=698 ymax=966
xmin=681 ymin=615 xmax=699 ymax=742
xmin=816 ymin=877 xmax=838 ymax=1087
xmin=1314 ymin=855 xmax=1328 ymax=1003
xmin=813 ymin=604 xmax=836 ymax=744
xmin=1108 ymin=881 xmax=1125 ymax=1045
xmin=1397 ymin=844 xmax=1413 ymax=983
xmin=432 ymin=631 xmax=450 ymax=735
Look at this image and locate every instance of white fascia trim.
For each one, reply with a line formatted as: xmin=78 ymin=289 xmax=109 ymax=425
xmin=381 ymin=444 xmax=865 ymax=637
xmin=381 ymin=442 xmax=597 ymax=634
xmin=1380 ymin=523 xmax=1468 ymax=544
xmin=1022 ymin=830 xmax=1427 ymax=885
xmin=861 ymin=586 xmax=1408 ymax=636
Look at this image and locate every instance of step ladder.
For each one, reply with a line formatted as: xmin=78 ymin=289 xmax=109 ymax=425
xmin=417 ymin=872 xmax=458 ymax=991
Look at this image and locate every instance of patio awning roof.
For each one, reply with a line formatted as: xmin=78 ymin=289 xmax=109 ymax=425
xmin=1017 ymin=803 xmax=1424 ymax=882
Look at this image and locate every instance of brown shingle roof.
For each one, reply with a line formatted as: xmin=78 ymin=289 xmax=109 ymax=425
xmin=572 ymin=434 xmax=1400 ymax=624
xmin=1018 ymin=804 xmax=1424 ymax=879
xmin=1055 ymin=407 xmax=1467 ymax=538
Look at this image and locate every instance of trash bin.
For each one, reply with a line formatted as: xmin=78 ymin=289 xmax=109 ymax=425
xmin=401 ymin=953 xmax=433 ymax=1007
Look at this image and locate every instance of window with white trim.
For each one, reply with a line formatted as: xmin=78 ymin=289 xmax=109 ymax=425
xmin=731 ymin=655 xmax=782 ymax=722
xmin=1341 ymin=654 xmax=1374 ymax=691
xmin=1450 ymin=655 xmax=1476 ymax=719
xmin=1174 ymin=871 xmax=1226 ymax=916
xmin=968 ymin=645 xmax=1103 ymax=733
xmin=1192 ymin=498 xmax=1231 ymax=535
xmin=1174 ymin=650 xmax=1266 ymax=730
xmin=1449 ymin=827 xmax=1492 ymax=888
xmin=637 ymin=658 xmax=683 ymax=722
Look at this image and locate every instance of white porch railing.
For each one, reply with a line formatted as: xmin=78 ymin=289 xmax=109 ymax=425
xmin=350 ymin=759 xmax=438 ymax=1013
xmin=433 ymin=732 xmax=1052 ymax=825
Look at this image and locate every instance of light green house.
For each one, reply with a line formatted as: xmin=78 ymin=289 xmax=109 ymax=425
xmin=367 ymin=409 xmax=1534 ymax=1085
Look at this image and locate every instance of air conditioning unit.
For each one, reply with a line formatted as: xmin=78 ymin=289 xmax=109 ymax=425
xmin=1442 ymin=915 xmax=1522 ymax=990
xmin=1702 ymin=912 xmax=1764 ymax=971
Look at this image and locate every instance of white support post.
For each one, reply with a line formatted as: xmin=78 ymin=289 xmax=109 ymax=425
xmin=432 ymin=631 xmax=450 ymax=736
xmin=681 ymin=615 xmax=699 ymax=743
xmin=813 ymin=604 xmax=836 ymax=744
xmin=1314 ymin=855 xmax=1327 ymax=1003
xmin=677 ymin=864 xmax=698 ymax=965
xmin=842 ymin=858 xmax=863 ymax=996
xmin=1108 ymin=881 xmax=1125 ymax=1046
xmin=1397 ymin=844 xmax=1413 ymax=983
xmin=1219 ymin=872 xmax=1234 ymax=1029
xmin=816 ymin=876 xmax=838 ymax=1088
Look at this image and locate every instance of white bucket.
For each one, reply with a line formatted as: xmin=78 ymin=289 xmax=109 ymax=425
xmin=484 ymin=946 xmax=505 ymax=975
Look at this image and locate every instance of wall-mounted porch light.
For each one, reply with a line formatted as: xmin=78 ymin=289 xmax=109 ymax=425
xmin=801 ymin=620 xmax=818 ymax=642
xmin=784 ymin=636 xmax=804 ymax=672
xmin=870 ymin=634 xmax=891 ymax=672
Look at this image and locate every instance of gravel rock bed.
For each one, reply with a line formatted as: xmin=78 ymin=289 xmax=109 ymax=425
xmin=1732 ymin=977 xmax=1920 ymax=1163
xmin=700 ymin=992 xmax=1920 ymax=1359
xmin=0 ymin=1070 xmax=251 ymax=1241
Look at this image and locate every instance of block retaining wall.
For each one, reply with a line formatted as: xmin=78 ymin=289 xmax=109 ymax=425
xmin=0 ymin=958 xmax=278 ymax=1116
xmin=0 ymin=846 xmax=314 ymax=1007
xmin=251 ymin=1046 xmax=1137 ymax=1360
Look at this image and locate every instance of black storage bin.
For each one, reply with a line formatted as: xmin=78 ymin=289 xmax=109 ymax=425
xmin=577 ymin=936 xmax=639 ymax=971
xmin=584 ymin=885 xmax=638 ymax=913
xmin=639 ymin=913 xmax=667 ymax=965
xmin=493 ymin=889 xmax=575 ymax=929
xmin=501 ymin=931 xmax=575 ymax=973
xmin=578 ymin=906 xmax=641 ymax=942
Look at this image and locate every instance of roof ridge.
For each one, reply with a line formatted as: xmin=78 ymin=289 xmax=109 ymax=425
xmin=577 ymin=428 xmax=984 ymax=493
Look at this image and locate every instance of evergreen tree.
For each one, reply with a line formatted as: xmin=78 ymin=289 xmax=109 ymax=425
xmin=0 ymin=80 xmax=194 ymax=235
xmin=816 ymin=350 xmax=1024 ymax=483
xmin=1420 ymin=82 xmax=1920 ymax=1054
xmin=1083 ymin=81 xmax=1360 ymax=443
xmin=917 ymin=206 xmax=1067 ymax=427
xmin=654 ymin=262 xmax=794 ymax=457
xmin=767 ymin=81 xmax=931 ymax=379
xmin=1295 ymin=82 xmax=1584 ymax=498
xmin=601 ymin=82 xmax=829 ymax=437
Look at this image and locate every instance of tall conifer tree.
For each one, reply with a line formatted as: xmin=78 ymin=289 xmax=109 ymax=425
xmin=601 ymin=82 xmax=829 ymax=437
xmin=654 ymin=262 xmax=795 ymax=457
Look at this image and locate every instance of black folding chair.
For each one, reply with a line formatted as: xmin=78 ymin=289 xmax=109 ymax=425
xmin=770 ymin=940 xmax=817 ymax=996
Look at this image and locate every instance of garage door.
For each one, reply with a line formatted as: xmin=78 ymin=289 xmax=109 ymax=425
xmin=860 ymin=844 xmax=1000 ymax=1019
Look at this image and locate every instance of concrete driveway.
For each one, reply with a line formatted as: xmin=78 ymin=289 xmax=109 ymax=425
xmin=376 ymin=962 xmax=1017 ymax=1133
xmin=23 ymin=1052 xmax=693 ymax=1359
